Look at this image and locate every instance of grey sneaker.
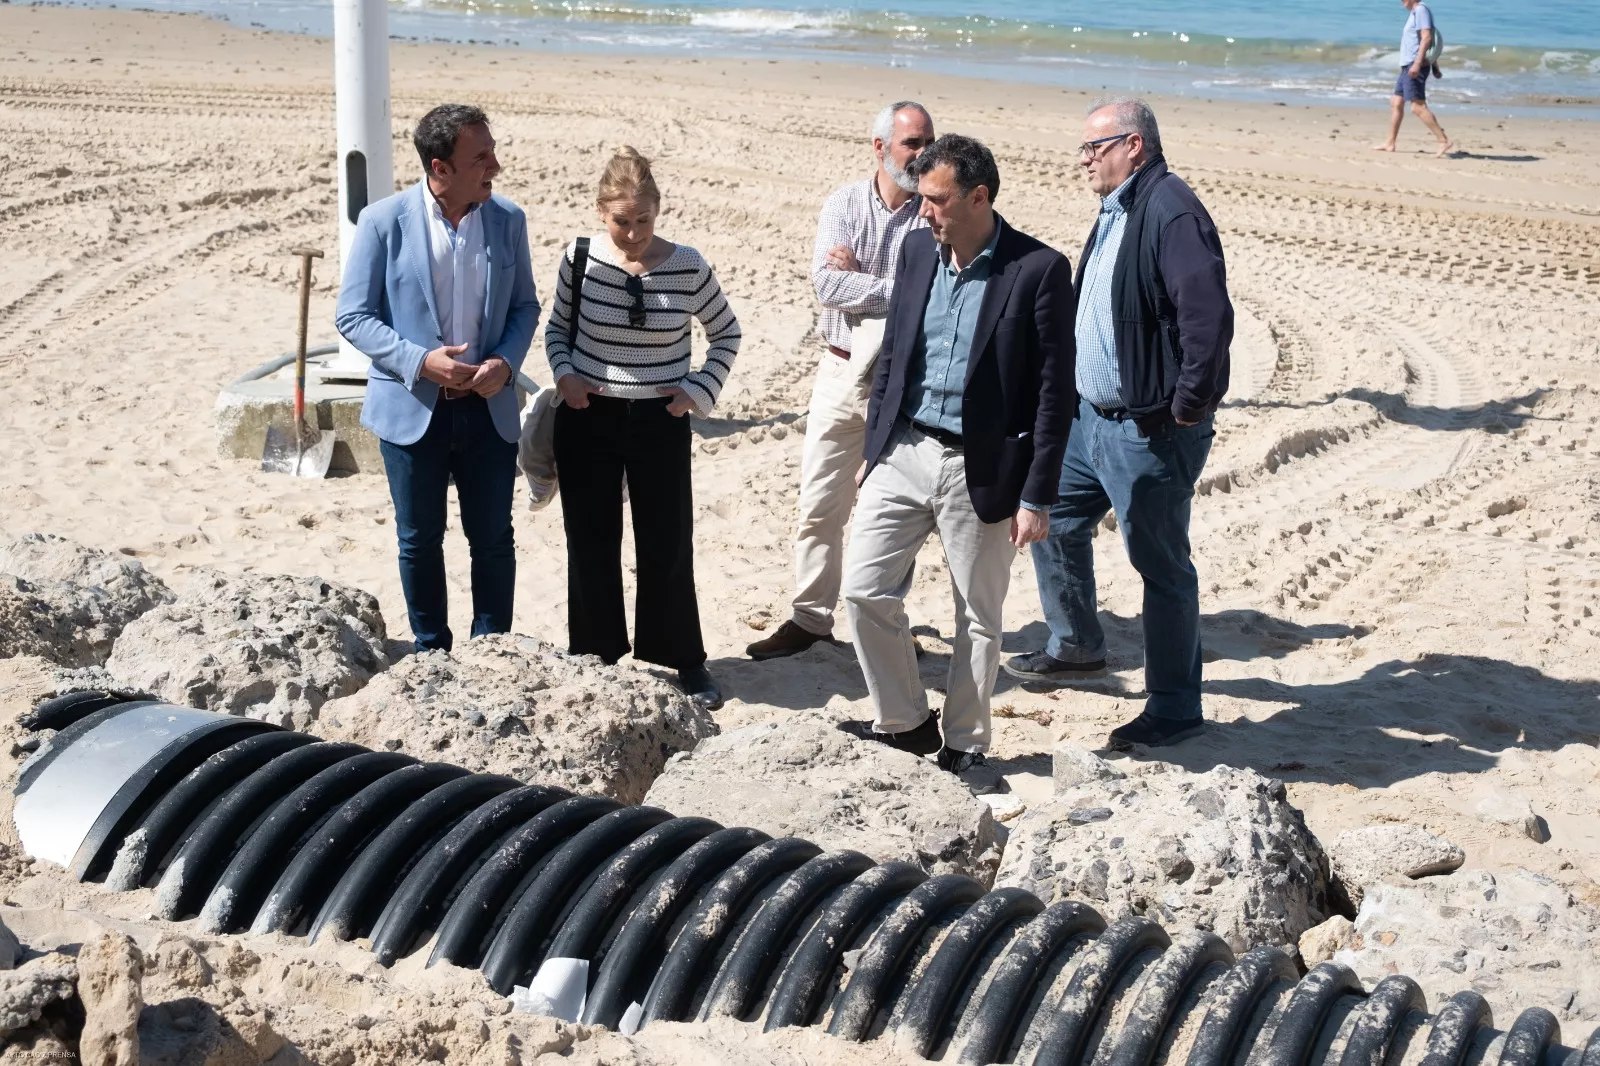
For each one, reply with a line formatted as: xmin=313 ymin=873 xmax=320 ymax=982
xmin=1002 ymin=649 xmax=1107 ymax=682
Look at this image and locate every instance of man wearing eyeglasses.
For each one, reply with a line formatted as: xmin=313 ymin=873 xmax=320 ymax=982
xmin=1004 ymin=97 xmax=1231 ymax=752
xmin=747 ymin=101 xmax=936 ymax=661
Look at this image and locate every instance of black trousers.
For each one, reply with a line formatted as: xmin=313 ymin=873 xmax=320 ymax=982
xmin=553 ymin=395 xmax=707 ymax=671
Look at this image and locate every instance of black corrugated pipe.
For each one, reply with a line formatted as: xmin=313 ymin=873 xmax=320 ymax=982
xmin=14 ymin=694 xmax=1600 ymax=1066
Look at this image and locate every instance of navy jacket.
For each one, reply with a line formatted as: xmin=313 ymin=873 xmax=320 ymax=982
xmin=865 ymin=217 xmax=1077 ymax=524
xmin=1078 ymin=158 xmax=1231 ymax=423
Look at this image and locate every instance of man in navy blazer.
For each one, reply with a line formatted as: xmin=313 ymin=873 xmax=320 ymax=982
xmin=336 ymin=104 xmax=540 ymax=652
xmin=838 ymin=134 xmax=1075 ymax=773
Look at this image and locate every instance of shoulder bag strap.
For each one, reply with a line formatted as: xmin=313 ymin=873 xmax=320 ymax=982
xmin=567 ymin=237 xmax=590 ymax=346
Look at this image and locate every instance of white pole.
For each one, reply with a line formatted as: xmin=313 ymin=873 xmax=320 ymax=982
xmin=328 ymin=0 xmax=394 ymax=378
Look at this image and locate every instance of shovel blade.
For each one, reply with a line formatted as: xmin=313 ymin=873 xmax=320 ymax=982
xmin=262 ymin=422 xmax=337 ymax=479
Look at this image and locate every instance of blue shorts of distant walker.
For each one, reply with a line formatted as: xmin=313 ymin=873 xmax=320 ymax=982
xmin=1394 ymin=66 xmax=1428 ymax=101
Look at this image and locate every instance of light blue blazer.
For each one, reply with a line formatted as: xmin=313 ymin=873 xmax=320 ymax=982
xmin=335 ymin=182 xmax=541 ymax=446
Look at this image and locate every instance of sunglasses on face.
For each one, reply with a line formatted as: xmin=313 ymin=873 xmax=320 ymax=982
xmin=624 ymin=274 xmax=647 ymax=328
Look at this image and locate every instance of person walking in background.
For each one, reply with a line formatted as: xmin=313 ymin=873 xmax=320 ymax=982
xmin=1005 ymin=98 xmax=1229 ymax=751
xmin=1373 ymin=0 xmax=1454 ymax=156
xmin=837 ymin=134 xmax=1075 ymax=774
xmin=336 ymin=104 xmax=539 ymax=653
xmin=746 ymin=101 xmax=934 ymax=661
xmin=545 ymin=147 xmax=740 ymax=710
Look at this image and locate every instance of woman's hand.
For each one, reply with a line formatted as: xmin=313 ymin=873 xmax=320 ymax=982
xmin=557 ymin=374 xmax=603 ymax=409
xmin=658 ymin=385 xmax=695 ymax=417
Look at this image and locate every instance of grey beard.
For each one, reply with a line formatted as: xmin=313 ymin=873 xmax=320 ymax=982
xmin=883 ymin=156 xmax=919 ymax=193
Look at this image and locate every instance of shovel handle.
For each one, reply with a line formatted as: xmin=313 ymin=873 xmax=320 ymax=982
xmin=292 ymin=246 xmax=324 ymax=424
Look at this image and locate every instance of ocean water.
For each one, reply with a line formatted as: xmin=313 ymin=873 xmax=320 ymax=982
xmin=59 ymin=0 xmax=1600 ymax=111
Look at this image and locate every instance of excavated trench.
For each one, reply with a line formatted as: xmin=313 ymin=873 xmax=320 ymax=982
xmin=12 ymin=692 xmax=1600 ymax=1066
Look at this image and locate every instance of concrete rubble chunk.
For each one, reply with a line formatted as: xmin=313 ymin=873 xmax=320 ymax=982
xmin=1298 ymin=914 xmax=1355 ymax=966
xmin=1335 ymin=868 xmax=1600 ymax=1024
xmin=0 ymin=914 xmax=18 ymax=971
xmin=995 ymin=762 xmax=1330 ymax=952
xmin=643 ymin=716 xmax=1001 ymax=885
xmin=0 ymin=534 xmax=173 ymax=668
xmin=106 ymin=568 xmax=387 ymax=729
xmin=1052 ymin=740 xmax=1126 ymax=792
xmin=316 ymin=634 xmax=717 ymax=805
xmin=77 ymin=931 xmax=143 ymax=1066
xmin=0 ymin=953 xmax=78 ymax=1036
xmin=1329 ymin=824 xmax=1466 ymax=907
xmin=1473 ymin=789 xmax=1551 ymax=843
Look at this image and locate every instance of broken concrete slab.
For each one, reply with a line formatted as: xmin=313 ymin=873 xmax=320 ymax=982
xmin=316 ymin=634 xmax=717 ymax=805
xmin=995 ymin=761 xmax=1331 ymax=952
xmin=0 ymin=534 xmax=172 ymax=668
xmin=1335 ymin=868 xmax=1600 ymax=1024
xmin=643 ymin=716 xmax=1001 ymax=885
xmin=1328 ymin=824 xmax=1465 ymax=908
xmin=106 ymin=569 xmax=387 ymax=729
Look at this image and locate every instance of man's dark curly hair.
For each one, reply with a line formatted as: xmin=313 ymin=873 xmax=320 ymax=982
xmin=414 ymin=103 xmax=489 ymax=172
xmin=907 ymin=133 xmax=1000 ymax=203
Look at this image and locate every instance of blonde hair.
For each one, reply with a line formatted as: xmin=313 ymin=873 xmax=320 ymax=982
xmin=597 ymin=146 xmax=661 ymax=208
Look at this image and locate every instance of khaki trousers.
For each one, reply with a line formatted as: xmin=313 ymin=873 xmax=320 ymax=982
xmin=842 ymin=424 xmax=1016 ymax=753
xmin=790 ymin=350 xmax=871 ymax=636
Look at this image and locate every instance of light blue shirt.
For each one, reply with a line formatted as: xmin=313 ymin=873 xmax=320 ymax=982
xmin=1075 ymin=170 xmax=1140 ymax=410
xmin=1401 ymin=2 xmax=1434 ymax=65
xmin=902 ymin=220 xmax=1003 ymax=437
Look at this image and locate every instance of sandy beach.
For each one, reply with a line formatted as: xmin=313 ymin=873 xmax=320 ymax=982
xmin=2 ymin=1 xmax=1600 ymax=1047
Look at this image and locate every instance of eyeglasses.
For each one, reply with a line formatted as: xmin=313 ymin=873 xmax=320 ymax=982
xmin=623 ymin=274 xmax=647 ymax=329
xmin=1078 ymin=132 xmax=1132 ymax=159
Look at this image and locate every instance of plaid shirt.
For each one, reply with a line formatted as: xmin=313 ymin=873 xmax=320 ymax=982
xmin=811 ymin=176 xmax=927 ymax=352
xmin=1075 ymin=170 xmax=1140 ymax=409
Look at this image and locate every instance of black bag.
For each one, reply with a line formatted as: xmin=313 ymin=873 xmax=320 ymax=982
xmin=567 ymin=237 xmax=590 ymax=344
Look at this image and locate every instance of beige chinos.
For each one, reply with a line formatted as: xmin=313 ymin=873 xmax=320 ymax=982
xmin=842 ymin=424 xmax=1016 ymax=753
xmin=791 ymin=349 xmax=871 ymax=636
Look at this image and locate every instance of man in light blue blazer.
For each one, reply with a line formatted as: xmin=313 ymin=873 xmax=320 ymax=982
xmin=336 ymin=104 xmax=540 ymax=652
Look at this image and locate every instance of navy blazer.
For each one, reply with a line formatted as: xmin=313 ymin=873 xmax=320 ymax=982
xmin=865 ymin=217 xmax=1077 ymax=524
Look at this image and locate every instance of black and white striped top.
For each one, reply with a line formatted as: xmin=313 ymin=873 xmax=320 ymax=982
xmin=544 ymin=238 xmax=741 ymax=416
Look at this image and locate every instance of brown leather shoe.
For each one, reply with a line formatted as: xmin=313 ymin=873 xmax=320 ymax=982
xmin=746 ymin=620 xmax=832 ymax=661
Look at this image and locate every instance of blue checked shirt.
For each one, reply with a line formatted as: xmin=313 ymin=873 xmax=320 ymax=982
xmin=901 ymin=221 xmax=1003 ymax=437
xmin=1075 ymin=170 xmax=1140 ymax=409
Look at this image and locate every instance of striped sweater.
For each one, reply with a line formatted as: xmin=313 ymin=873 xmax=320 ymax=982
xmin=544 ymin=238 xmax=741 ymax=416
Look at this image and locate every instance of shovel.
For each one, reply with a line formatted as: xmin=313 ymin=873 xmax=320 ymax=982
xmin=262 ymin=246 xmax=337 ymax=478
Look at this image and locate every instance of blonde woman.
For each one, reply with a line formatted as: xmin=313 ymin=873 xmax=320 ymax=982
xmin=545 ymin=147 xmax=740 ymax=710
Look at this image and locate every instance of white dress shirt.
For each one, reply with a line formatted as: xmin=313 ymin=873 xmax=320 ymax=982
xmin=424 ymin=188 xmax=488 ymax=365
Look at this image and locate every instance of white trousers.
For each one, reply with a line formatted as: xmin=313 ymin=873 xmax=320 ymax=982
xmin=790 ymin=350 xmax=870 ymax=636
xmin=842 ymin=424 xmax=1016 ymax=753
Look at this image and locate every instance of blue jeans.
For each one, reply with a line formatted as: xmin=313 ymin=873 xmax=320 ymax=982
xmin=1030 ymin=398 xmax=1214 ymax=720
xmin=379 ymin=394 xmax=518 ymax=652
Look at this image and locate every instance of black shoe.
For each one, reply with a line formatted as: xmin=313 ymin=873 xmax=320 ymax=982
xmin=678 ymin=665 xmax=723 ymax=711
xmin=746 ymin=620 xmax=832 ymax=661
xmin=937 ymin=747 xmax=987 ymax=774
xmin=837 ymin=713 xmax=942 ymax=756
xmin=1106 ymin=712 xmax=1203 ymax=751
xmin=1002 ymin=649 xmax=1107 ymax=683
